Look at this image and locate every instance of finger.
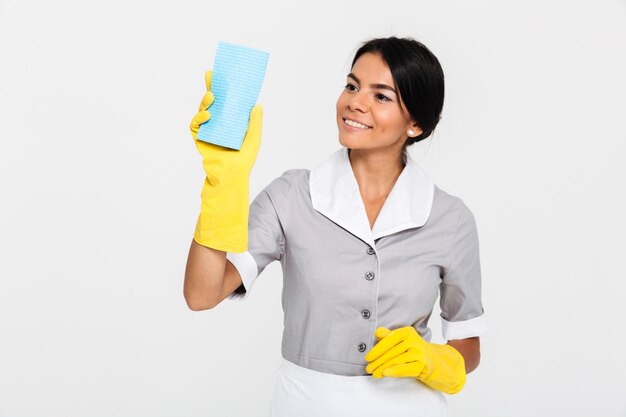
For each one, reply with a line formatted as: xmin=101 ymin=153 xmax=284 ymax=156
xmin=382 ymin=361 xmax=425 ymax=378
xmin=205 ymin=70 xmax=213 ymax=92
xmin=366 ymin=339 xmax=411 ymax=374
xmin=375 ymin=327 xmax=391 ymax=340
xmin=364 ymin=327 xmax=410 ymax=362
xmin=190 ymin=110 xmax=211 ymax=135
xmin=198 ymin=91 xmax=215 ymax=112
xmin=365 ymin=330 xmax=403 ymax=362
xmin=372 ymin=351 xmax=420 ymax=378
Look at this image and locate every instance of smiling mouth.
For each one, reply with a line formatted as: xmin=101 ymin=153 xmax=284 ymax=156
xmin=342 ymin=117 xmax=372 ymax=129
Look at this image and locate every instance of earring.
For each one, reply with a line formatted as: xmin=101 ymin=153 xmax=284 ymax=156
xmin=408 ymin=129 xmax=415 ymax=136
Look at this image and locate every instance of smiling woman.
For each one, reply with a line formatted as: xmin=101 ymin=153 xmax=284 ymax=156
xmin=184 ymin=36 xmax=486 ymax=417
xmin=337 ymin=38 xmax=445 ymax=166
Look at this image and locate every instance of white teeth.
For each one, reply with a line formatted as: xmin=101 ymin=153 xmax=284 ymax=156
xmin=344 ymin=118 xmax=370 ymax=129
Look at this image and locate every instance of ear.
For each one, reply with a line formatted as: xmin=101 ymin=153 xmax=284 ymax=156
xmin=407 ymin=122 xmax=423 ymax=138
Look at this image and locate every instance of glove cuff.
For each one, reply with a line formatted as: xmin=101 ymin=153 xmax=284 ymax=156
xmin=193 ymin=177 xmax=250 ymax=253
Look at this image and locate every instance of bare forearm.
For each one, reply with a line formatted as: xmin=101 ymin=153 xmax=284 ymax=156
xmin=183 ymin=239 xmax=227 ymax=310
xmin=447 ymin=337 xmax=480 ymax=374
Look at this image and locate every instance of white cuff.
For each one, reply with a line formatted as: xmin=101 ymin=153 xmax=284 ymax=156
xmin=441 ymin=314 xmax=487 ymax=341
xmin=225 ymin=251 xmax=259 ymax=301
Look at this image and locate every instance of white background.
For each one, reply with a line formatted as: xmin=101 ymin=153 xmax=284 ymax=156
xmin=1 ymin=0 xmax=625 ymax=416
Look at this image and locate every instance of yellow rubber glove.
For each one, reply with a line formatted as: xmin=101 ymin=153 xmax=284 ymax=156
xmin=190 ymin=70 xmax=263 ymax=252
xmin=364 ymin=326 xmax=466 ymax=395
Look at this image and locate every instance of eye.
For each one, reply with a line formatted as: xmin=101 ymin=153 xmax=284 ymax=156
xmin=376 ymin=93 xmax=391 ymax=103
xmin=345 ymin=83 xmax=358 ymax=92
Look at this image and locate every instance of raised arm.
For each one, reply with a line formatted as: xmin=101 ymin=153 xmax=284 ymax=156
xmin=184 ymin=69 xmax=263 ymax=310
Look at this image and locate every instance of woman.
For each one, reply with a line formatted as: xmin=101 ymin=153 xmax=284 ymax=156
xmin=185 ymin=36 xmax=486 ymax=417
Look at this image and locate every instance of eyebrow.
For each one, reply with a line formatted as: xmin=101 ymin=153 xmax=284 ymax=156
xmin=347 ymin=73 xmax=398 ymax=95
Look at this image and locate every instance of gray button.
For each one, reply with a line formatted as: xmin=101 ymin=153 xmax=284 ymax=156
xmin=366 ymin=247 xmax=375 ymax=255
xmin=364 ymin=271 xmax=375 ymax=281
xmin=361 ymin=309 xmax=371 ymax=319
xmin=357 ymin=342 xmax=367 ymax=352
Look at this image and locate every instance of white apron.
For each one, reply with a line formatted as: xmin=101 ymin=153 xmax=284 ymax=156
xmin=269 ymin=358 xmax=450 ymax=417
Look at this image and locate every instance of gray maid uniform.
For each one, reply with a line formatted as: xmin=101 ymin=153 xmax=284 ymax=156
xmin=225 ymin=147 xmax=487 ymax=416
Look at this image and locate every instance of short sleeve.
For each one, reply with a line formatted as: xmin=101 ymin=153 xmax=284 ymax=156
xmin=439 ymin=201 xmax=487 ymax=340
xmin=226 ymin=175 xmax=287 ymax=301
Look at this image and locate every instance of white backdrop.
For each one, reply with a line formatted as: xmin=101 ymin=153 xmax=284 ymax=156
xmin=1 ymin=0 xmax=625 ymax=416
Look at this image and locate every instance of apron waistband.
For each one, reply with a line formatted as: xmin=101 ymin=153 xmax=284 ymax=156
xmin=279 ymin=357 xmax=429 ymax=390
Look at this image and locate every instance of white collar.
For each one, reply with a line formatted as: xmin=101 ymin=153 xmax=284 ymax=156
xmin=309 ymin=147 xmax=435 ymax=248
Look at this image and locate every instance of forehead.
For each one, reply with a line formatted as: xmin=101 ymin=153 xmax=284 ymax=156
xmin=350 ymin=52 xmax=394 ymax=83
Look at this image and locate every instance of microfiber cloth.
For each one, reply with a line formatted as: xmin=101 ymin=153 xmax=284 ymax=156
xmin=196 ymin=41 xmax=270 ymax=150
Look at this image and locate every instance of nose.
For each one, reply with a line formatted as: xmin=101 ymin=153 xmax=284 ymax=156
xmin=348 ymin=91 xmax=368 ymax=113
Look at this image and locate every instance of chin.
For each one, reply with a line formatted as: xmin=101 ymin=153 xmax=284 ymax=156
xmin=337 ymin=134 xmax=359 ymax=150
xmin=336 ymin=128 xmax=362 ymax=150
xmin=337 ymin=134 xmax=375 ymax=151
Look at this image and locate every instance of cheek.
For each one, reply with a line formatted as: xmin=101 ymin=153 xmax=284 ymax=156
xmin=375 ymin=109 xmax=405 ymax=132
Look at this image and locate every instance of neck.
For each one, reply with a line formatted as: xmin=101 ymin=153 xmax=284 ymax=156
xmin=348 ymin=148 xmax=405 ymax=201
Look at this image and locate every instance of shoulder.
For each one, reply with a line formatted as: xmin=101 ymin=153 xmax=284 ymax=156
xmin=253 ymin=169 xmax=310 ymax=223
xmin=262 ymin=168 xmax=310 ymax=197
xmin=257 ymin=169 xmax=311 ymax=215
xmin=431 ymin=184 xmax=478 ymax=229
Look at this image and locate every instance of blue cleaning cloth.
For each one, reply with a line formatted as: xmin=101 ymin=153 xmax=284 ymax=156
xmin=196 ymin=41 xmax=269 ymax=150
